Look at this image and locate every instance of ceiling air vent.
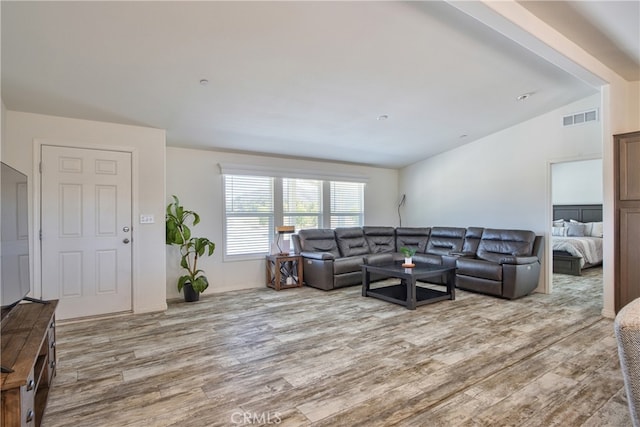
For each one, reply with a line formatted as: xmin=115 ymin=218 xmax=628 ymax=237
xmin=563 ymin=109 xmax=598 ymax=127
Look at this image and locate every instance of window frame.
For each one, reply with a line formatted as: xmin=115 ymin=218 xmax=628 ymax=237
xmin=282 ymin=177 xmax=323 ymax=231
xmin=329 ymin=181 xmax=365 ymax=228
xmin=223 ymin=175 xmax=275 ymax=261
xmin=222 ymin=172 xmax=365 ymax=260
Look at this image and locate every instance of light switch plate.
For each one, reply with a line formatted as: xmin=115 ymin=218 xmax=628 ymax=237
xmin=140 ymin=214 xmax=155 ymax=224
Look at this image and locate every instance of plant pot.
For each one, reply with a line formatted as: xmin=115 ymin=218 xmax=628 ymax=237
xmin=183 ymin=283 xmax=200 ymax=302
xmin=404 ymin=257 xmax=413 ymax=265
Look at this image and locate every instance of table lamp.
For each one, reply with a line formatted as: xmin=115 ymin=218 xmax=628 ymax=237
xmin=275 ymin=225 xmax=295 ymax=255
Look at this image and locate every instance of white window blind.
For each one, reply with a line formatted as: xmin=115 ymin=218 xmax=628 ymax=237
xmin=224 ymin=175 xmax=273 ymax=256
xmin=222 ymin=172 xmax=366 ymax=258
xmin=330 ymin=181 xmax=364 ymax=228
xmin=283 ymin=178 xmax=322 ymax=231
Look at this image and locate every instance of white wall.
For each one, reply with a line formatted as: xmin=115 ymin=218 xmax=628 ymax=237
xmin=1 ymin=102 xmax=5 ymax=161
xmin=400 ymin=93 xmax=602 ymax=293
xmin=4 ymin=111 xmax=167 ymax=314
xmin=628 ymin=81 xmax=640 ymax=128
xmin=552 ymin=159 xmax=602 ymax=205
xmin=402 ymin=94 xmax=601 ymax=228
xmin=165 ymin=147 xmax=399 ymax=299
xmin=459 ymin=0 xmax=639 ymax=319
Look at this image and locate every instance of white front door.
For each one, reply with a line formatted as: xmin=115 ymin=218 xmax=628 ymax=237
xmin=41 ymin=145 xmax=132 ymax=319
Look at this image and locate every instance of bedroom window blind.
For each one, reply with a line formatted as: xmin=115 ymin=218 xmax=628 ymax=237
xmin=224 ymin=175 xmax=274 ymax=257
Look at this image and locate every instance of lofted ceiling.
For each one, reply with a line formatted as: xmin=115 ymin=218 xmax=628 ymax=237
xmin=2 ymin=1 xmax=636 ymax=168
xmin=519 ymin=1 xmax=640 ymax=82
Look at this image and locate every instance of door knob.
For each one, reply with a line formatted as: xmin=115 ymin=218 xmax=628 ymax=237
xmin=123 ymin=238 xmax=130 ymax=244
xmin=123 ymin=226 xmax=130 ymax=232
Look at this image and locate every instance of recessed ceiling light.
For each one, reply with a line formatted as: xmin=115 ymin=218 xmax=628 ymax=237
xmin=199 ymin=79 xmax=209 ymax=86
xmin=516 ymin=93 xmax=532 ymax=101
xmin=377 ymin=114 xmax=389 ymax=121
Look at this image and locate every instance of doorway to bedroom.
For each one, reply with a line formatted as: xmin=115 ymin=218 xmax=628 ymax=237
xmin=549 ymin=158 xmax=603 ymax=308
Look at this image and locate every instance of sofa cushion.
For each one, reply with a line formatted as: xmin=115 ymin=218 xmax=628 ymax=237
xmin=412 ymin=253 xmax=442 ymax=265
xmin=298 ymin=229 xmax=340 ymax=258
xmin=426 ymin=227 xmax=465 ymax=255
xmin=363 ymin=226 xmax=396 ymax=253
xmin=334 ymin=256 xmax=365 ymax=275
xmin=476 ymin=229 xmax=535 ymax=263
xmin=396 ymin=227 xmax=430 ymax=253
xmin=457 ymin=257 xmax=502 ymax=281
xmin=364 ymin=253 xmax=395 ymax=265
xmin=335 ymin=227 xmax=370 ymax=257
xmin=462 ymin=227 xmax=484 ymax=253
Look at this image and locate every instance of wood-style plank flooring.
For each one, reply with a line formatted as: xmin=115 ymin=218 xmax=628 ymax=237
xmin=42 ymin=267 xmax=630 ymax=426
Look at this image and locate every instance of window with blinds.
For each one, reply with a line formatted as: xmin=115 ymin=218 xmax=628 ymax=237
xmin=330 ymin=181 xmax=364 ymax=228
xmin=283 ymin=178 xmax=322 ymax=230
xmin=223 ymin=173 xmax=365 ymax=258
xmin=224 ymin=175 xmax=274 ymax=256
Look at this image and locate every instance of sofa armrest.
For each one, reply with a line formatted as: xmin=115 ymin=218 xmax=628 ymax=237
xmin=502 ymin=262 xmax=541 ymax=299
xmin=301 ymin=251 xmax=335 ymax=261
xmin=443 ymin=251 xmax=475 ymax=267
xmin=499 ymin=256 xmax=538 ymax=265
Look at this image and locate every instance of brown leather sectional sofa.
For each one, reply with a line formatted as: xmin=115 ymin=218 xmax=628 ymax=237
xmin=291 ymin=226 xmax=543 ymax=300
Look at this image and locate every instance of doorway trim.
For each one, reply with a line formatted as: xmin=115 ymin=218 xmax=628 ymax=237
xmin=32 ymin=138 xmax=140 ymax=316
xmin=545 ymin=154 xmax=603 ymax=295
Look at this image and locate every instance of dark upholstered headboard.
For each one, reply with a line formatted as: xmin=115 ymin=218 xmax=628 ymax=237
xmin=553 ymin=204 xmax=603 ymax=223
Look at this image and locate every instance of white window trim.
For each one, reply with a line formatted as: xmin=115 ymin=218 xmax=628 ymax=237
xmin=219 ymin=163 xmax=369 ymax=183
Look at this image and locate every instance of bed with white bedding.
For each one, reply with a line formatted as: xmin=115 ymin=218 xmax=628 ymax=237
xmin=552 ymin=204 xmax=603 ymax=276
xmin=552 ymin=235 xmax=603 ymax=269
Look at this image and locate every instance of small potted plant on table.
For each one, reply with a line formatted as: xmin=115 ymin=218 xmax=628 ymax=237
xmin=400 ymin=247 xmax=417 ymax=267
xmin=166 ymin=195 xmax=216 ymax=302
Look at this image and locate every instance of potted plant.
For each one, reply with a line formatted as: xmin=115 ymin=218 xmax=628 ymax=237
xmin=166 ymin=195 xmax=216 ymax=302
xmin=400 ymin=246 xmax=417 ymax=266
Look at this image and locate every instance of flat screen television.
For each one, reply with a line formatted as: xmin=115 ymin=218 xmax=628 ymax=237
xmin=1 ymin=161 xmax=31 ymax=312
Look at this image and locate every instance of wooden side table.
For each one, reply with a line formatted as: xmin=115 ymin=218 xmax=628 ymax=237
xmin=266 ymin=254 xmax=303 ymax=290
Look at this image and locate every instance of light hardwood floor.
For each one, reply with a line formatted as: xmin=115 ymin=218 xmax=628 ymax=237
xmin=42 ymin=267 xmax=630 ymax=426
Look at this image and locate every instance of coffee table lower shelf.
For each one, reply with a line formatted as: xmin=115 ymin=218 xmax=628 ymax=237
xmin=366 ymin=284 xmax=451 ymax=308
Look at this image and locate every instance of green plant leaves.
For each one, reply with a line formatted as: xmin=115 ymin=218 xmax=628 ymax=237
xmin=191 ymin=276 xmax=209 ymax=293
xmin=177 ymin=275 xmax=190 ymax=293
xmin=400 ymin=246 xmax=417 ymax=257
xmin=166 ymin=195 xmax=216 ymax=295
xmin=178 ymin=274 xmax=209 ymax=294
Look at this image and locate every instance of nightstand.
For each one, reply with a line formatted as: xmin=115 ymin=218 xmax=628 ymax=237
xmin=266 ymin=254 xmax=303 ymax=290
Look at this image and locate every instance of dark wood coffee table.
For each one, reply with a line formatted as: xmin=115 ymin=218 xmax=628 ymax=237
xmin=361 ymin=263 xmax=455 ymax=310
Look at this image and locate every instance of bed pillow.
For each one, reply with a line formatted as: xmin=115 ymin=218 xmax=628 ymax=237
xmin=552 ymin=226 xmax=568 ymax=237
xmin=590 ymin=222 xmax=604 ymax=238
xmin=566 ymin=223 xmax=586 ymax=237
xmin=552 ymin=219 xmax=566 ymax=227
xmin=569 ymin=219 xmax=592 ymax=236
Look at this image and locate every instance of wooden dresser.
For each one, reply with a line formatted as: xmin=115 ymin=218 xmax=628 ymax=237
xmin=1 ymin=300 xmax=58 ymax=427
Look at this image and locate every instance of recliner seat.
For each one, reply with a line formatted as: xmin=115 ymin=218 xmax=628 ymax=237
xmin=455 ymin=229 xmax=542 ymax=299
